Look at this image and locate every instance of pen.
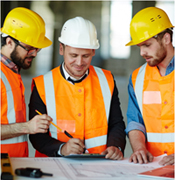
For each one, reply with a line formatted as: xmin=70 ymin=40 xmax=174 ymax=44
xmin=35 ymin=110 xmax=86 ymax=153
xmin=35 ymin=110 xmax=73 ymax=138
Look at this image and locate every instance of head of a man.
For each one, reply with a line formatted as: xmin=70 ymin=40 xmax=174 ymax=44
xmin=58 ymin=16 xmax=99 ymax=79
xmin=1 ymin=7 xmax=52 ymax=69
xmin=137 ymin=28 xmax=173 ymax=67
xmin=126 ymin=7 xmax=174 ymax=67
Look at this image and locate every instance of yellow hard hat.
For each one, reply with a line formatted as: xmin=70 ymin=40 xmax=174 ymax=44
xmin=126 ymin=7 xmax=174 ymax=46
xmin=1 ymin=7 xmax=52 ymax=48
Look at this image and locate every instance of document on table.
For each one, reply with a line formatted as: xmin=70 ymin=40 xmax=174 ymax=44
xmin=138 ymin=165 xmax=174 ymax=179
xmin=10 ymin=155 xmax=166 ymax=180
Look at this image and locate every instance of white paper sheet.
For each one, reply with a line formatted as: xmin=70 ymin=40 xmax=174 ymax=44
xmin=10 ymin=155 xmax=167 ymax=180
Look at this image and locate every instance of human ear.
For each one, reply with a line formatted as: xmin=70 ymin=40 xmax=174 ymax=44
xmin=92 ymin=49 xmax=95 ymax=56
xmin=6 ymin=37 xmax=15 ymax=49
xmin=59 ymin=43 xmax=64 ymax=55
xmin=163 ymin=33 xmax=171 ymax=45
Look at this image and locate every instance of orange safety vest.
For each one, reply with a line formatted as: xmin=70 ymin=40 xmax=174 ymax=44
xmin=33 ymin=65 xmax=114 ymax=157
xmin=132 ymin=63 xmax=174 ymax=156
xmin=0 ymin=62 xmax=28 ymax=157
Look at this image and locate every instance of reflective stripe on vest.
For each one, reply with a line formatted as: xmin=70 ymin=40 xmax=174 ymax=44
xmin=85 ymin=135 xmax=107 ymax=149
xmin=43 ymin=67 xmax=111 ymax=146
xmin=94 ymin=66 xmax=111 ymax=121
xmin=44 ymin=71 xmax=57 ymax=139
xmin=135 ymin=63 xmax=147 ymax=114
xmin=1 ymin=135 xmax=27 ymax=144
xmin=147 ymin=132 xmax=175 ymax=143
xmin=1 ymin=71 xmax=15 ymax=123
xmin=0 ymin=71 xmax=27 ymax=145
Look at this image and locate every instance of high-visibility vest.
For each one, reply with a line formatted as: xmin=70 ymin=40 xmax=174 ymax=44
xmin=0 ymin=62 xmax=28 ymax=157
xmin=33 ymin=65 xmax=114 ymax=157
xmin=132 ymin=63 xmax=174 ymax=156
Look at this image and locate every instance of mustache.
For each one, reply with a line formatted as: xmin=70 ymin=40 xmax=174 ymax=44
xmin=142 ymin=55 xmax=152 ymax=59
xmin=25 ymin=56 xmax=35 ymax=59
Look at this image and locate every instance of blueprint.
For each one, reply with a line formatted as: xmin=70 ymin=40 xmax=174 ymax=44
xmin=10 ymin=155 xmax=166 ymax=180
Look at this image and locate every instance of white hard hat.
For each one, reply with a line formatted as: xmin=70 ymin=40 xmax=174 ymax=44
xmin=58 ymin=16 xmax=99 ymax=49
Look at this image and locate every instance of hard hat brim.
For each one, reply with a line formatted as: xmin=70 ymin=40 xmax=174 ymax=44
xmin=34 ymin=37 xmax=52 ymax=49
xmin=125 ymin=40 xmax=135 ymax=46
xmin=59 ymin=38 xmax=99 ymax=49
xmin=1 ymin=28 xmax=52 ymax=48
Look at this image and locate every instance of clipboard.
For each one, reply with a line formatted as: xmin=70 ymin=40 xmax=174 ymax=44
xmin=64 ymin=153 xmax=106 ymax=159
xmin=138 ymin=165 xmax=174 ymax=179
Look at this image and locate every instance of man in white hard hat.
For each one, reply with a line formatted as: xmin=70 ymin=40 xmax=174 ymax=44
xmin=125 ymin=7 xmax=174 ymax=165
xmin=0 ymin=7 xmax=52 ymax=157
xmin=29 ymin=16 xmax=126 ymax=159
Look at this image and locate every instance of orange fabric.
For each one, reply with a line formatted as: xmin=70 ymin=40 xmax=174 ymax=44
xmin=132 ymin=64 xmax=174 ymax=156
xmin=33 ymin=65 xmax=114 ymax=157
xmin=35 ymin=151 xmax=48 ymax=157
xmin=1 ymin=142 xmax=28 ymax=157
xmin=0 ymin=62 xmax=28 ymax=157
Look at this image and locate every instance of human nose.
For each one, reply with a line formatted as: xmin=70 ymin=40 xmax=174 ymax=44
xmin=76 ymin=56 xmax=83 ymax=65
xmin=140 ymin=46 xmax=146 ymax=57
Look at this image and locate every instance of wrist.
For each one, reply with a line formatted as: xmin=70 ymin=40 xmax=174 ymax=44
xmin=58 ymin=143 xmax=65 ymax=156
xmin=21 ymin=122 xmax=30 ymax=134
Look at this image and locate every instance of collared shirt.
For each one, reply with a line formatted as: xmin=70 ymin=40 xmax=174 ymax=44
xmin=125 ymin=56 xmax=175 ymax=136
xmin=29 ymin=64 xmax=126 ymax=157
xmin=0 ymin=53 xmax=20 ymax=74
xmin=62 ymin=63 xmax=88 ymax=84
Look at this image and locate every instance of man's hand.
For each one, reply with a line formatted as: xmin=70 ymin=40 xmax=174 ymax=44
xmin=61 ymin=138 xmax=85 ymax=156
xmin=101 ymin=146 xmax=123 ymax=160
xmin=128 ymin=130 xmax=153 ymax=164
xmin=27 ymin=114 xmax=52 ymax=134
xmin=129 ymin=148 xmax=154 ymax=164
xmin=1 ymin=114 xmax=52 ymax=140
xmin=159 ymin=154 xmax=174 ymax=166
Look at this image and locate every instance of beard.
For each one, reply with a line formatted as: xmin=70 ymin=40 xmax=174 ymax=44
xmin=143 ymin=43 xmax=167 ymax=67
xmin=10 ymin=47 xmax=34 ymax=69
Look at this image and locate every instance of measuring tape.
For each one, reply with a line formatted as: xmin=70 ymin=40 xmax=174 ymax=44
xmin=1 ymin=153 xmax=13 ymax=180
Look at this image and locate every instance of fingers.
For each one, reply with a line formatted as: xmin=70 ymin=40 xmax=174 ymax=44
xmin=61 ymin=138 xmax=85 ymax=156
xmin=147 ymin=151 xmax=154 ymax=162
xmin=35 ymin=114 xmax=52 ymax=132
xmin=159 ymin=154 xmax=174 ymax=166
xmin=129 ymin=150 xmax=153 ymax=164
xmin=28 ymin=114 xmax=52 ymax=134
xmin=102 ymin=146 xmax=123 ymax=160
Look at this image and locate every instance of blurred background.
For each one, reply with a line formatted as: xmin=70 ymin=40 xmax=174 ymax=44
xmin=1 ymin=0 xmax=174 ymax=157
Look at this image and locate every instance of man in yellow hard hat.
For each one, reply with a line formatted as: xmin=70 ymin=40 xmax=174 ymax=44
xmin=125 ymin=7 xmax=174 ymax=165
xmin=0 ymin=7 xmax=53 ymax=157
xmin=28 ymin=16 xmax=126 ymax=159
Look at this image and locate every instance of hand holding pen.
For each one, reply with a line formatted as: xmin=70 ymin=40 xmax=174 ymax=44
xmin=35 ymin=110 xmax=86 ymax=155
xmin=35 ymin=110 xmax=73 ymax=138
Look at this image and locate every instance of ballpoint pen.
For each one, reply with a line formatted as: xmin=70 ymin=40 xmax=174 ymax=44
xmin=35 ymin=110 xmax=86 ymax=153
xmin=35 ymin=110 xmax=73 ymax=138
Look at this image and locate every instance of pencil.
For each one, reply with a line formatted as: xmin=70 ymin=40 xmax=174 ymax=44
xmin=35 ymin=110 xmax=73 ymax=138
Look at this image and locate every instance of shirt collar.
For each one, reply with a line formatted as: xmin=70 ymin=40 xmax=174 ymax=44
xmin=62 ymin=62 xmax=88 ymax=81
xmin=0 ymin=53 xmax=20 ymax=74
xmin=169 ymin=56 xmax=174 ymax=68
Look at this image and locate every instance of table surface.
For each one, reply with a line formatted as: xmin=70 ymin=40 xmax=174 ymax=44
xmin=6 ymin=155 xmax=168 ymax=180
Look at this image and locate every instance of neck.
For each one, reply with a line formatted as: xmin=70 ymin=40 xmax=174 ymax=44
xmin=1 ymin=47 xmax=12 ymax=60
xmin=158 ymin=45 xmax=174 ymax=76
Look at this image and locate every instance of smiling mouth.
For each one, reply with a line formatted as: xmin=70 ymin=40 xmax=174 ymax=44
xmin=74 ymin=66 xmax=84 ymax=71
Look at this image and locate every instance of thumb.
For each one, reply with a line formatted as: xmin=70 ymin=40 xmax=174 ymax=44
xmin=147 ymin=151 xmax=154 ymax=162
xmin=101 ymin=149 xmax=108 ymax=155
